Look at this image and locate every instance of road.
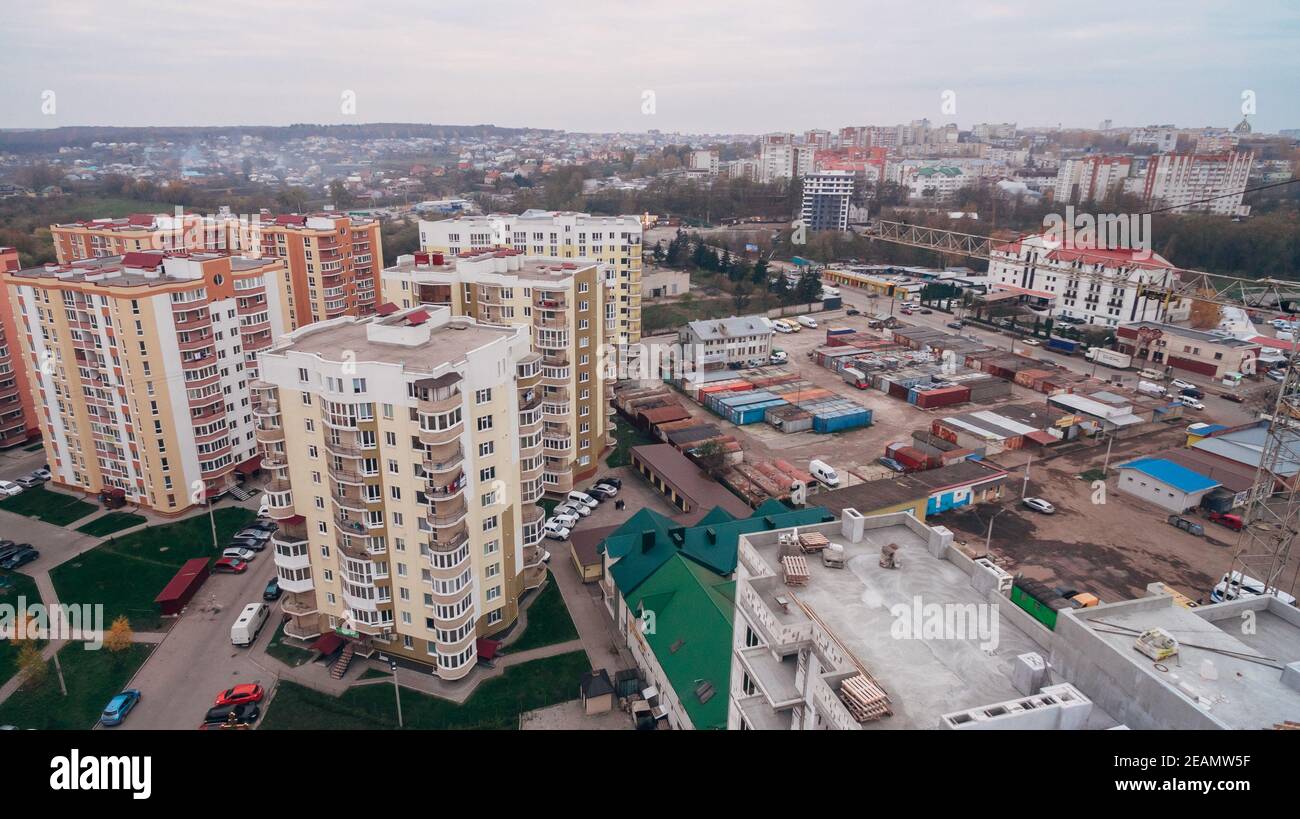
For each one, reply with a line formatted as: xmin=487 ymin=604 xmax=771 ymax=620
xmin=115 ymin=553 xmax=281 ymax=730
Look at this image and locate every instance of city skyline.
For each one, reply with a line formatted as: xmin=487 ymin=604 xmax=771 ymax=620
xmin=2 ymin=1 xmax=1298 ymax=133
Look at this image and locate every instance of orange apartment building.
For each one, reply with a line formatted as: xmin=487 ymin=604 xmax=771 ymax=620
xmin=0 ymin=247 xmax=37 ymax=446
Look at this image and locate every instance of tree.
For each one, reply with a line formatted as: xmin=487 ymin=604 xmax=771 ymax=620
xmin=693 ymin=439 xmax=728 ymax=478
xmin=652 ymin=240 xmax=665 ymax=265
xmin=328 ymin=179 xmax=356 ymax=209
xmin=751 ymin=258 xmax=769 ymax=286
xmin=732 ymin=281 xmax=754 ymax=313
xmin=795 ymin=268 xmax=822 ymax=303
xmin=16 ymin=641 xmax=46 ymax=687
xmin=104 ymin=615 xmax=133 ymax=653
xmin=1188 ymin=293 xmax=1223 ymax=330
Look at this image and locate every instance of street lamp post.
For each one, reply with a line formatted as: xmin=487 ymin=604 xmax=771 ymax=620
xmin=985 ymin=508 xmax=1006 ymax=553
xmin=389 ymin=658 xmax=403 ymax=728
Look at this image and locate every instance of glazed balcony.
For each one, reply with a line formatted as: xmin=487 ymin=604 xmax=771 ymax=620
xmin=418 ymin=417 xmax=464 ymax=446
xmin=521 ymin=478 xmax=544 ymax=504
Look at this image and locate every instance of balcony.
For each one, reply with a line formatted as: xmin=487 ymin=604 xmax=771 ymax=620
xmin=426 ymin=474 xmax=465 ymax=500
xmin=418 ymin=418 xmax=464 ymax=446
xmin=417 ymin=390 xmax=462 ymax=416
xmin=423 ymin=442 xmax=464 ymax=474
xmin=281 ymin=591 xmax=319 ymax=615
xmin=255 ymin=422 xmax=285 ymax=444
xmin=427 ymin=496 xmax=468 ymax=529
xmin=428 ymin=526 xmax=469 ymax=554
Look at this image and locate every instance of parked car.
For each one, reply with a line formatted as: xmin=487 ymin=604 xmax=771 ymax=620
xmin=263 ymin=578 xmax=282 ymax=601
xmin=900 ymin=308 xmax=913 ymax=315
xmin=1211 ymin=571 xmax=1298 ymax=605
xmin=1020 ymin=338 xmax=1041 ymax=347
xmin=214 ymin=684 xmax=265 ymax=707
xmin=31 ymin=469 xmax=51 ymax=481
xmin=555 ymin=502 xmax=590 ymax=518
xmin=1180 ymin=398 xmax=1205 ymax=411
xmin=796 ymin=315 xmax=818 ymax=329
xmin=1221 ymin=392 xmax=1245 ymax=403
xmin=202 ymin=702 xmax=260 ymax=727
xmin=566 ymin=490 xmax=599 ymax=508
xmin=228 ymin=538 xmax=265 ymax=552
xmin=0 ymin=542 xmax=30 ymax=562
xmin=1170 ymin=379 xmax=1196 ymax=392
xmin=1207 ymin=511 xmax=1245 ymax=531
xmin=0 ymin=480 xmax=24 ymax=497
xmin=543 ymin=521 xmax=571 ymax=541
xmin=222 ymin=547 xmax=256 ymax=562
xmin=13 ymin=476 xmax=42 ymax=489
xmin=593 ymin=477 xmax=622 ymax=490
xmin=919 ymin=309 xmax=933 ymax=315
xmin=99 ymin=689 xmax=142 ymax=727
xmin=1267 ymin=369 xmax=1286 ymax=382
xmin=587 ymin=484 xmax=618 ymax=499
xmin=769 ymin=350 xmax=789 ymax=365
xmin=235 ymin=528 xmax=273 ymax=542
xmin=257 ymin=498 xmax=271 ymax=516
xmin=1179 ymin=387 xmax=1205 ymax=399
xmin=248 ymin=519 xmax=278 ymax=532
xmin=846 ymin=308 xmax=861 ymax=316
xmin=772 ymin=321 xmax=793 ymax=334
xmin=0 ymin=548 xmax=39 ymax=570
xmin=547 ymin=513 xmax=579 ymax=529
xmin=212 ymin=557 xmax=249 ymax=574
xmin=946 ymin=321 xmax=964 ymax=330
xmin=1022 ymin=497 xmax=1056 ymax=515
xmin=878 ymin=456 xmax=906 ymax=473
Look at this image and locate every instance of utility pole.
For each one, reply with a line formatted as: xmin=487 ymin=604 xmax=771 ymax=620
xmin=1022 ymin=452 xmax=1033 ymax=497
xmin=1102 ymin=431 xmax=1115 ymax=475
xmin=985 ymin=508 xmax=1006 ymax=553
xmin=389 ymin=658 xmax=403 ymax=728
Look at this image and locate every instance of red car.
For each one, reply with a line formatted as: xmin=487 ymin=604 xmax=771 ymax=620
xmin=1207 ymin=512 xmax=1245 ymax=531
xmin=214 ymin=684 xmax=264 ymax=707
xmin=212 ymin=557 xmax=248 ymax=574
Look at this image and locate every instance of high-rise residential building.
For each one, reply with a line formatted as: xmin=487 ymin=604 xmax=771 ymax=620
xmin=759 ymin=134 xmax=814 ymax=183
xmin=51 ymin=209 xmax=384 ymax=328
xmin=255 ymin=212 xmax=384 ymax=326
xmin=2 ymin=251 xmax=292 ymax=513
xmin=971 ymin=122 xmax=1017 ymax=141
xmin=1053 ymin=155 xmax=1133 ymax=204
xmin=381 ymin=249 xmax=612 ymax=492
xmin=802 ymin=129 xmax=832 ymax=148
xmin=987 ymin=235 xmax=1179 ymax=328
xmin=417 ymin=210 xmax=642 ymax=347
xmin=800 ymin=171 xmax=856 ymax=232
xmin=688 ymin=149 xmax=720 ymax=174
xmin=254 ymin=306 xmax=547 ymax=677
xmin=1141 ymin=151 xmax=1254 ymax=216
xmin=0 ymin=247 xmax=36 ymax=447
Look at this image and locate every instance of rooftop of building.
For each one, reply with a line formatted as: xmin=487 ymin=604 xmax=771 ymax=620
xmin=683 ymin=314 xmax=773 ymax=340
xmin=815 ymin=460 xmax=1007 ymax=515
xmin=7 ymin=251 xmax=276 ymax=288
xmin=1119 ymin=320 xmax=1260 ymax=348
xmin=738 ymin=512 xmax=1081 ymax=730
xmin=273 ymin=306 xmax=518 ymax=371
xmin=384 ymin=250 xmax=597 ymax=283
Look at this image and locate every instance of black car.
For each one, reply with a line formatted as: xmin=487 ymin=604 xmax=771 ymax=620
xmin=0 ymin=542 xmax=33 ymax=562
xmin=594 ymin=477 xmax=622 ymax=489
xmin=202 ymin=702 xmax=261 ymax=726
xmin=263 ymin=578 xmax=282 ymax=601
xmin=229 ymin=537 xmax=266 ymax=552
xmin=248 ymin=520 xmax=278 ymax=532
xmin=1221 ymin=393 xmax=1245 ymax=404
xmin=0 ymin=548 xmax=39 ymax=570
xmin=845 ymin=308 xmax=861 ymax=316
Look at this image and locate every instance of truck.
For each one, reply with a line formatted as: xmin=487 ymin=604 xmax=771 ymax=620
xmin=1044 ymin=336 xmax=1081 ymax=355
xmin=1085 ymin=347 xmax=1132 ymax=369
xmin=1137 ymin=380 xmax=1168 ymax=397
xmin=841 ymin=367 xmax=869 ymax=389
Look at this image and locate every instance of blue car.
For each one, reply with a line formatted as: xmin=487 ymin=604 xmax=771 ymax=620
xmin=100 ymin=689 xmax=141 ymax=726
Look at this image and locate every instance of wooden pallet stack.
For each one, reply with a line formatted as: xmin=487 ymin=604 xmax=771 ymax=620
xmin=798 ymin=532 xmax=829 ymax=553
xmin=839 ymin=674 xmax=891 ymax=723
xmin=782 ymin=555 xmax=810 ymax=586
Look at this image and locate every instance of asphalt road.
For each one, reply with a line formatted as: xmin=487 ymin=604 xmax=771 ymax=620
xmin=114 ymin=553 xmax=281 ymax=730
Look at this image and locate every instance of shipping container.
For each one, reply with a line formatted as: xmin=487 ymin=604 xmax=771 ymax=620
xmin=915 ymin=385 xmax=971 ymax=409
xmin=1045 ymin=336 xmax=1080 ymax=355
xmin=812 ymin=408 xmax=873 ymax=433
xmin=765 ymin=405 xmax=814 ymax=433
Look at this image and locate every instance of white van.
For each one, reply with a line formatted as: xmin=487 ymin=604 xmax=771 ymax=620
xmin=230 ymin=602 xmax=270 ymax=647
xmin=1210 ymin=572 xmax=1297 ymax=605
xmin=797 ymin=315 xmax=818 ymax=329
xmin=809 ymin=459 xmax=840 ymax=488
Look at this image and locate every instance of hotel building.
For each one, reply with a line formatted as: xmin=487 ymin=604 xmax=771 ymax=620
xmin=2 ymin=251 xmax=291 ymax=512
xmin=382 ymin=249 xmax=612 ymax=492
xmin=417 ymin=210 xmax=642 ymax=347
xmin=254 ymin=306 xmax=547 ymax=678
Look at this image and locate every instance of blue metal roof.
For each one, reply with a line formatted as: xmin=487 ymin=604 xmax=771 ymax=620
xmin=1117 ymin=457 xmax=1221 ymax=494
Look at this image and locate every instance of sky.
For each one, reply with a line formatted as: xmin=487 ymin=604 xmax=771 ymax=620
xmin=1 ymin=0 xmax=1298 ymax=134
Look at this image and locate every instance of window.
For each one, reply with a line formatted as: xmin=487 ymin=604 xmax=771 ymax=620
xmin=475 ymin=388 xmax=492 ymax=404
xmin=476 ymin=415 xmax=493 ymax=432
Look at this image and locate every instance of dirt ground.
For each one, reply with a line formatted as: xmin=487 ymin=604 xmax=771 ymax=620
xmin=938 ymin=425 xmax=1237 ymax=605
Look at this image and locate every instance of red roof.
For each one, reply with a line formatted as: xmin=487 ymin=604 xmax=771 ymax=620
xmin=376 ymin=302 xmax=400 ymax=316
xmin=122 ymin=251 xmax=164 ymax=269
xmin=405 ymin=309 xmax=430 ymax=326
xmin=234 ymin=454 xmax=263 ymax=476
xmin=311 ymin=633 xmax=344 ymax=655
xmin=1249 ymin=335 xmax=1297 ymax=351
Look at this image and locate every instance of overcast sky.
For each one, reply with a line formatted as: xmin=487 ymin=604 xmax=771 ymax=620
xmin=2 ymin=0 xmax=1297 ymax=134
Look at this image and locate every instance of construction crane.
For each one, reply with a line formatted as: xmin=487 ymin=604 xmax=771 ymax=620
xmin=858 ymin=218 xmax=1300 ymax=601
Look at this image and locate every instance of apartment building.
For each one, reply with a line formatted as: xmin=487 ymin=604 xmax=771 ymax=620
xmin=0 ymin=247 xmax=36 ymax=446
xmin=51 ymin=209 xmax=384 ymax=328
xmin=253 ymin=212 xmax=383 ymax=326
xmin=1053 ymin=155 xmax=1132 ymax=204
xmin=381 ymin=249 xmax=611 ymax=491
xmin=759 ymin=134 xmax=814 ymax=183
xmin=689 ymin=150 xmax=720 ymax=175
xmin=800 ymin=171 xmax=856 ymax=232
xmin=988 ymin=234 xmax=1180 ymax=327
xmin=1141 ymin=151 xmax=1254 ymax=216
xmin=417 ymin=210 xmax=642 ymax=347
xmin=254 ymin=306 xmax=546 ymax=678
xmin=2 ymin=251 xmax=291 ymax=513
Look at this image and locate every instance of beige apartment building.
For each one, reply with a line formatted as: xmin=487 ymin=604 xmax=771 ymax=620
xmin=382 ymin=249 xmax=612 ymax=491
xmin=51 ymin=209 xmax=383 ymax=329
xmin=254 ymin=306 xmax=548 ymax=678
xmin=2 ymin=251 xmax=291 ymax=513
xmin=417 ymin=210 xmax=642 ymax=347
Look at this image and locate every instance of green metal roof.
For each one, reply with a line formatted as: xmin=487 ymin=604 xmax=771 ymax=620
xmin=625 ymin=555 xmax=736 ymax=729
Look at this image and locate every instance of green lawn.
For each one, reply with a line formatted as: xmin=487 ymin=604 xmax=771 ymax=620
xmin=507 ymin=574 xmax=579 ymax=653
xmin=74 ymin=511 xmax=147 ymax=537
xmin=22 ymin=443 xmax=43 ymax=453
xmin=0 ymin=485 xmax=98 ymax=525
xmin=0 ymin=570 xmax=44 ymax=688
xmin=262 ymin=650 xmax=590 ymax=730
xmin=51 ymin=506 xmax=256 ymax=630
xmin=264 ymin=621 xmax=315 ymax=669
xmin=0 ymin=643 xmax=152 ymax=730
xmin=606 ymin=419 xmax=657 ymax=468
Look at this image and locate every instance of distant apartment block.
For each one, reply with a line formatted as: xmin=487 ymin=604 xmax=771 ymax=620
xmin=988 ymin=235 xmax=1179 ymax=327
xmin=417 ymin=210 xmax=642 ymax=346
xmin=971 ymin=122 xmax=1017 ymax=141
xmin=255 ymin=307 xmax=547 ymax=676
xmin=1127 ymin=126 xmax=1180 ymax=152
xmin=50 ymin=212 xmax=238 ymax=264
xmin=800 ymin=171 xmax=856 ymax=232
xmin=902 ymin=165 xmax=969 ymax=201
xmin=381 ymin=250 xmax=612 ymax=491
xmin=759 ymin=133 xmax=814 ymax=183
xmin=1053 ymin=155 xmax=1132 ymax=204
xmin=1142 ymin=152 xmax=1254 ymax=216
xmin=0 ymin=246 xmax=36 ymax=446
xmin=3 ymin=251 xmax=291 ymax=513
xmin=689 ymin=150 xmax=720 ymax=174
